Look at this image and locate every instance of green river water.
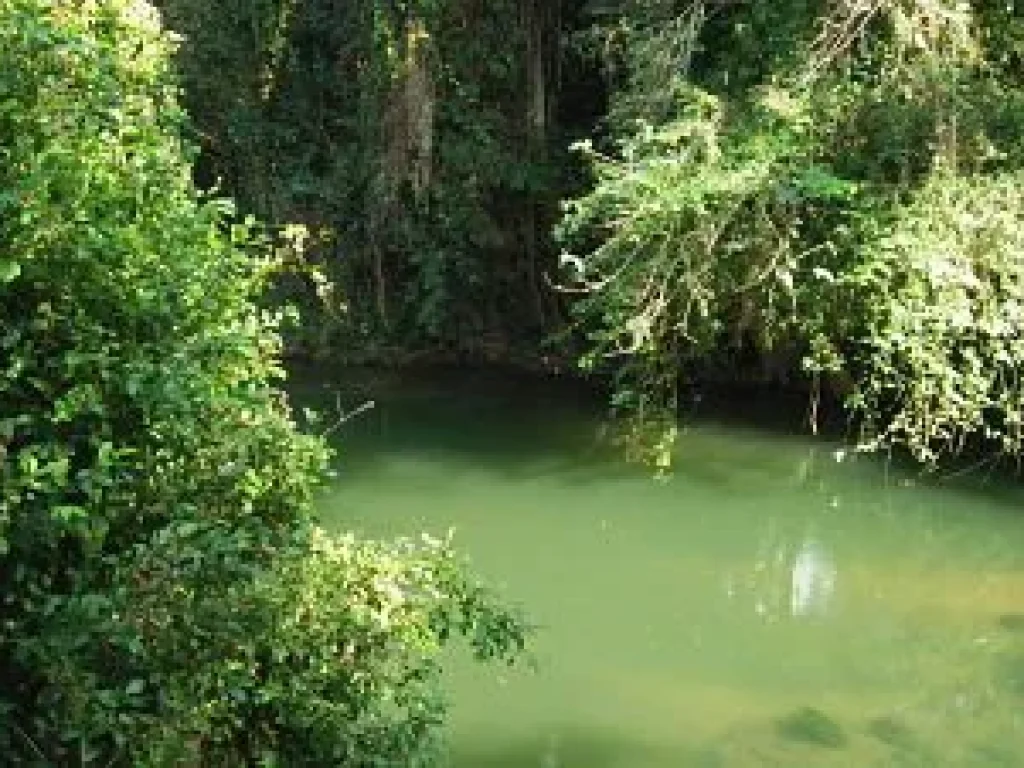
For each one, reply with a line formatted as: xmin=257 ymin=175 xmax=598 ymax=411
xmin=304 ymin=366 xmax=1024 ymax=767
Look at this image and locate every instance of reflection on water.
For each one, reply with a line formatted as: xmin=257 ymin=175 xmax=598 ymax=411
xmin=302 ymin=367 xmax=1024 ymax=767
xmin=723 ymin=534 xmax=838 ymax=622
xmin=790 ymin=539 xmax=836 ymax=617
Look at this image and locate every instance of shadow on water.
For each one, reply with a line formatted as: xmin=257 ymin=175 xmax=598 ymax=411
xmin=775 ymin=706 xmax=847 ymax=748
xmin=999 ymin=650 xmax=1024 ymax=698
xmin=290 ymin=364 xmax=872 ymax=497
xmin=289 ymin=363 xmax=639 ymax=485
xmin=290 ymin=363 xmax=1024 ymax=511
xmin=998 ymin=613 xmax=1024 ymax=632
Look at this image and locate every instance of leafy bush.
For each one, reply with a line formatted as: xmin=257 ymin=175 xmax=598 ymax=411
xmin=559 ymin=0 xmax=1024 ymax=465
xmin=822 ymin=172 xmax=1024 ymax=462
xmin=0 ymin=1 xmax=526 ymax=763
xmin=36 ymin=524 xmax=524 ymax=765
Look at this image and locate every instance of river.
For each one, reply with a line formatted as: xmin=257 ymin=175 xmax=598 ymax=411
xmin=301 ymin=365 xmax=1024 ymax=767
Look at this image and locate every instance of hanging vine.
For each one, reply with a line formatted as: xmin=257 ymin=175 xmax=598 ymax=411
xmin=559 ymin=0 xmax=1024 ymax=466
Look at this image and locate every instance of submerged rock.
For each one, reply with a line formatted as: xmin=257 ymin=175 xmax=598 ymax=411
xmin=776 ymin=707 xmax=847 ymax=748
xmin=1000 ymin=651 xmax=1024 ymax=697
xmin=866 ymin=715 xmax=916 ymax=749
xmin=996 ymin=613 xmax=1024 ymax=632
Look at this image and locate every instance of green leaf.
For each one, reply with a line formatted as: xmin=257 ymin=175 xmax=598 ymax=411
xmin=0 ymin=261 xmax=20 ymax=283
xmin=52 ymin=505 xmax=87 ymax=522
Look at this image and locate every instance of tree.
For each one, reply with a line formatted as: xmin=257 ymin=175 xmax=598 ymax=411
xmin=155 ymin=0 xmax=578 ymax=358
xmin=0 ymin=1 xmax=525 ymax=763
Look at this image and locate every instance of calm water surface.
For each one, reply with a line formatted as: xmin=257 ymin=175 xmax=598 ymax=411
xmin=301 ymin=367 xmax=1024 ymax=767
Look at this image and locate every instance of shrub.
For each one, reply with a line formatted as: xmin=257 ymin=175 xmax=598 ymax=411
xmin=558 ymin=1 xmax=1024 ymax=466
xmin=0 ymin=1 xmax=526 ymax=763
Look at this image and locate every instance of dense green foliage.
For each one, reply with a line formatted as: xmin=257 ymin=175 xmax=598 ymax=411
xmin=0 ymin=1 xmax=525 ymax=763
xmin=558 ymin=0 xmax=1024 ymax=465
xmin=4 ymin=0 xmax=1024 ymax=762
xmin=148 ymin=0 xmax=1024 ymax=467
xmin=154 ymin=0 xmax=582 ymax=357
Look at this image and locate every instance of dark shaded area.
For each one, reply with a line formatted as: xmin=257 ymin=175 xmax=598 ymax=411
xmin=998 ymin=651 xmax=1024 ymax=697
xmin=290 ymin=362 xmax=1024 ymax=511
xmin=288 ymin=361 xmax=624 ymax=484
xmin=155 ymin=0 xmax=611 ymax=356
xmin=866 ymin=715 xmax=918 ymax=751
xmin=775 ymin=707 xmax=847 ymax=749
xmin=997 ymin=613 xmax=1024 ymax=632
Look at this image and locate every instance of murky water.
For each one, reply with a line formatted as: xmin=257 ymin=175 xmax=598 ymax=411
xmin=302 ymin=366 xmax=1024 ymax=767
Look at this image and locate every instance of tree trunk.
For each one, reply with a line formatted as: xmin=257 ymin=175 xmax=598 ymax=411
xmin=382 ymin=16 xmax=434 ymax=197
xmin=521 ymin=0 xmax=558 ymax=330
xmin=371 ymin=13 xmax=436 ymax=325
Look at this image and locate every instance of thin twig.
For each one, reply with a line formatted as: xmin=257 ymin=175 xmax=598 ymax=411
xmin=321 ymin=393 xmax=376 ymax=437
xmin=12 ymin=722 xmax=47 ymax=762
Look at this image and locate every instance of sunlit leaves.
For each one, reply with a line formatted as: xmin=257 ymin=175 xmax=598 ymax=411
xmin=836 ymin=171 xmax=1024 ymax=461
xmin=0 ymin=2 xmax=524 ymax=764
xmin=559 ymin=0 xmax=1024 ymax=467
